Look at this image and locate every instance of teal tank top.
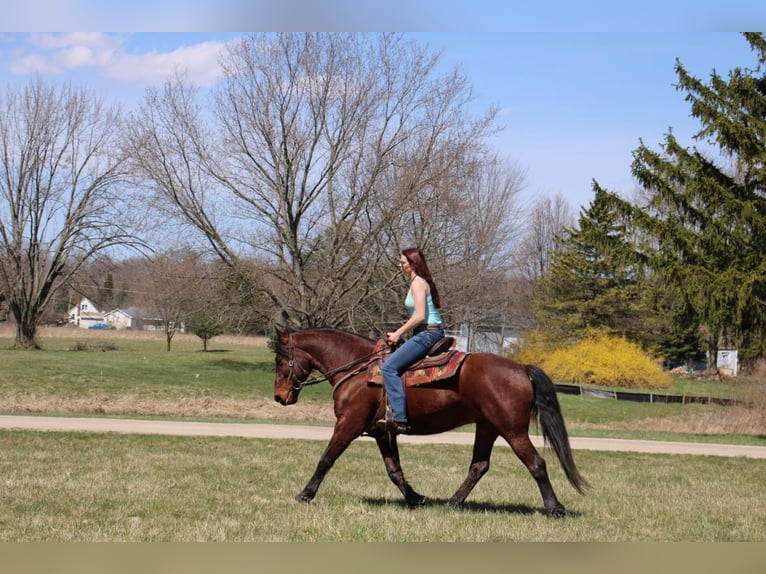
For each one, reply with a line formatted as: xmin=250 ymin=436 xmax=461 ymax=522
xmin=405 ymin=277 xmax=442 ymax=325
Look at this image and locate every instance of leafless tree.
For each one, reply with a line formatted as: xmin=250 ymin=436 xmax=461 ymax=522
xmin=0 ymin=78 xmax=144 ymax=348
xmin=429 ymin=154 xmax=528 ymax=349
xmin=126 ymin=33 xmax=499 ymax=330
xmin=509 ymin=193 xmax=575 ymax=333
xmin=138 ymin=249 xmax=214 ymax=351
xmin=515 ymin=193 xmax=574 ymax=282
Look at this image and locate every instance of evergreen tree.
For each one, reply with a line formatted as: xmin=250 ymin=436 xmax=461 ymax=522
xmin=535 ymin=184 xmax=652 ymax=345
xmin=629 ymin=32 xmax=766 ymax=368
xmin=188 ymin=313 xmax=224 ymax=352
xmin=98 ymin=272 xmax=115 ymax=311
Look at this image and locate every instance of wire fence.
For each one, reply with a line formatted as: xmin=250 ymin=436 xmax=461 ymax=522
xmin=554 ymin=383 xmax=747 ymax=407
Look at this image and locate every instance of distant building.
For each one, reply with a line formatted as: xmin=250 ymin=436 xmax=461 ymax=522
xmin=448 ymin=323 xmax=520 ymax=353
xmin=68 ymin=296 xmax=104 ymax=328
xmin=103 ymin=306 xmax=184 ymax=333
xmin=103 ymin=308 xmax=138 ymax=330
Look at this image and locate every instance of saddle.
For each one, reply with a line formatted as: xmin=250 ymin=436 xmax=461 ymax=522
xmin=366 ymin=336 xmax=467 ymax=387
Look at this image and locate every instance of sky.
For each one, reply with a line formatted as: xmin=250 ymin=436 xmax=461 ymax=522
xmin=1 ymin=3 xmax=765 ymax=211
xmin=415 ymin=32 xmax=759 ymax=208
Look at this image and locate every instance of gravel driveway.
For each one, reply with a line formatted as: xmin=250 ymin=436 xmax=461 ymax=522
xmin=2 ymin=415 xmax=765 ymax=459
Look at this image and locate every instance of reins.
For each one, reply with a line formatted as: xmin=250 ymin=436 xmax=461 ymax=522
xmin=285 ymin=334 xmax=383 ymax=392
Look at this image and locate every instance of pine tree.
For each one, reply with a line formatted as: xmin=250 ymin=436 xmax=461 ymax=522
xmin=629 ymin=32 xmax=766 ymax=368
xmin=98 ymin=272 xmax=115 ymax=311
xmin=535 ymin=184 xmax=651 ymax=345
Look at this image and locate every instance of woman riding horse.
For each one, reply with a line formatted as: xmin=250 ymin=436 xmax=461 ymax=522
xmin=273 ymin=327 xmax=587 ymax=518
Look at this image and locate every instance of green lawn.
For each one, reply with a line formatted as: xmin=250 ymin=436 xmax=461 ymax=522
xmin=1 ymin=326 xmax=763 ymax=446
xmin=0 ymin=430 xmax=763 ymax=542
xmin=1 ymin=327 xmax=764 ymax=543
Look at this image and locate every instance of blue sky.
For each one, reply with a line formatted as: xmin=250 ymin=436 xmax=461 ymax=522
xmin=0 ymin=30 xmax=761 ymax=210
xmin=414 ymin=32 xmax=759 ymax=208
xmin=3 ymin=1 xmax=765 ymax=33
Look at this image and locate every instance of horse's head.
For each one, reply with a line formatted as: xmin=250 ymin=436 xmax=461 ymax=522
xmin=273 ymin=329 xmax=314 ymax=405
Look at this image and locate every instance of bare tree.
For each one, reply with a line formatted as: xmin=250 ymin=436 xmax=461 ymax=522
xmin=0 ymin=78 xmax=143 ymax=348
xmin=139 ymin=249 xmax=211 ymax=351
xmin=507 ymin=193 xmax=575 ymax=334
xmin=126 ymin=33 xmax=498 ymax=330
xmin=515 ymin=193 xmax=574 ymax=282
xmin=429 ymin=154 xmax=528 ymax=349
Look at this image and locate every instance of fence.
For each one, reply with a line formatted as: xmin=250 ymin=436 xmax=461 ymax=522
xmin=554 ymin=383 xmax=746 ymax=407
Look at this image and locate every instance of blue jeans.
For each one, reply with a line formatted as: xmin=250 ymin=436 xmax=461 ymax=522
xmin=381 ymin=328 xmax=445 ymax=422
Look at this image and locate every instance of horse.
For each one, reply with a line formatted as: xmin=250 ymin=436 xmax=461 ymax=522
xmin=272 ymin=328 xmax=587 ymax=518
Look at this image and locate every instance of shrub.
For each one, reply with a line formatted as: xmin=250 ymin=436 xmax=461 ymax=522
xmin=512 ymin=329 xmax=671 ymax=389
xmin=509 ymin=328 xmax=555 ymax=365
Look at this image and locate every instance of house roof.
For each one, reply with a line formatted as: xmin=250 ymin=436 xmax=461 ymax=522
xmin=104 ymin=309 xmax=132 ymax=318
xmin=104 ymin=307 xmax=162 ymax=320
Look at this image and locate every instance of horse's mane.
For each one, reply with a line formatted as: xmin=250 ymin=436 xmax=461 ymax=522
xmin=272 ymin=328 xmax=376 ymax=357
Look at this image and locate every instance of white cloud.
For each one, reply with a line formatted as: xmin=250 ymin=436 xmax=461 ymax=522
xmin=103 ymin=42 xmax=228 ymax=86
xmin=8 ymin=33 xmax=229 ymax=87
xmin=10 ymin=53 xmax=58 ymax=75
xmin=28 ymin=32 xmax=121 ymax=51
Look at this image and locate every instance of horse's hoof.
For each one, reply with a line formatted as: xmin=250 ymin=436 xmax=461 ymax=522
xmin=547 ymin=505 xmax=567 ymax=518
xmin=445 ymin=499 xmax=465 ymax=509
xmin=295 ymin=493 xmax=313 ymax=504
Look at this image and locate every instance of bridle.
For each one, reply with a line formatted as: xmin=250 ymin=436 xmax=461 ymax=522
xmin=281 ymin=334 xmax=382 ymax=393
xmin=283 ymin=336 xmax=321 ymax=393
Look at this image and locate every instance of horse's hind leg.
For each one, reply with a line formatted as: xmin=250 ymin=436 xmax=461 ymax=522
xmin=375 ymin=435 xmax=426 ymax=508
xmin=506 ymin=433 xmax=566 ymax=518
xmin=447 ymin=419 xmax=498 ymax=507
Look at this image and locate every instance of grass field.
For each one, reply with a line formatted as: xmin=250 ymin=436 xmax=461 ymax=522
xmin=1 ymin=325 xmax=763 ymax=444
xmin=0 ymin=430 xmax=764 ymax=542
xmin=1 ymin=325 xmax=765 ymax=542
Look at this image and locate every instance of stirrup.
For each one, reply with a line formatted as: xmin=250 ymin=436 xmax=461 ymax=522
xmin=378 ymin=394 xmax=409 ymax=434
xmin=374 ymin=418 xmax=410 ymax=434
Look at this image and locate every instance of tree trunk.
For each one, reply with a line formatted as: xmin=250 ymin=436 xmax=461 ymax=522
xmin=11 ymin=303 xmax=39 ymax=349
xmin=706 ymin=338 xmax=718 ymax=375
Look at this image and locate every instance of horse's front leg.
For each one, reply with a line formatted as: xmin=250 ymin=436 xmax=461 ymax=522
xmin=295 ymin=424 xmax=358 ymax=503
xmin=374 ymin=434 xmax=426 ymax=508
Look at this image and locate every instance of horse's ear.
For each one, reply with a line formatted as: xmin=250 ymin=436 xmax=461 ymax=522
xmin=276 ymin=328 xmax=289 ymax=344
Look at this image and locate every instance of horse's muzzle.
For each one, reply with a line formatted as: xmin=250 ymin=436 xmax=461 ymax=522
xmin=274 ymin=390 xmax=298 ymax=406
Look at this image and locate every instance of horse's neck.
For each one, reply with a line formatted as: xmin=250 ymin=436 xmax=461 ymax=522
xmin=299 ymin=330 xmax=373 ymax=376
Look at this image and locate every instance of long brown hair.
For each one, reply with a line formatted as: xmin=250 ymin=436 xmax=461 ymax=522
xmin=401 ymin=247 xmax=441 ymax=309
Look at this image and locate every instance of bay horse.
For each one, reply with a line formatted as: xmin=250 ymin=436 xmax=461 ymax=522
xmin=273 ymin=328 xmax=586 ymax=518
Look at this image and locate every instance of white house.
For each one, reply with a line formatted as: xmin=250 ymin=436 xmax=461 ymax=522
xmin=103 ymin=308 xmax=138 ymax=330
xmin=103 ymin=306 xmax=184 ymax=332
xmin=450 ymin=323 xmax=520 ymax=353
xmin=68 ymin=296 xmax=104 ymax=328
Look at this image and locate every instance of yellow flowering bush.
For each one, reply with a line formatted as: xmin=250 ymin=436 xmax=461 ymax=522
xmin=511 ymin=329 xmax=671 ymax=389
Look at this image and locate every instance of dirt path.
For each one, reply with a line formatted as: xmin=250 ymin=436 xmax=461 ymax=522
xmin=1 ymin=414 xmax=765 ymax=458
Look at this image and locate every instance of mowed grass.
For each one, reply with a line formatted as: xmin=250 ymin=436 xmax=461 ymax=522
xmin=1 ymin=326 xmax=765 ymax=542
xmin=0 ymin=326 xmax=333 ymax=422
xmin=0 ymin=326 xmax=277 ymax=398
xmin=0 ymin=430 xmax=764 ymax=542
xmin=1 ymin=326 xmax=764 ymax=444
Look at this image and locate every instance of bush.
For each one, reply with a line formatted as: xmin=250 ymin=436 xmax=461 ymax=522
xmin=188 ymin=315 xmax=224 ymax=351
xmin=512 ymin=329 xmax=671 ymax=389
xmin=509 ymin=328 xmax=555 ymax=365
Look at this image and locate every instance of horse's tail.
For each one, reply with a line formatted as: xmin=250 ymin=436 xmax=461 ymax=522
xmin=526 ymin=364 xmax=588 ymax=494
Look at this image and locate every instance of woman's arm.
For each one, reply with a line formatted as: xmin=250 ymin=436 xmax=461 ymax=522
xmin=386 ymin=277 xmax=428 ymax=344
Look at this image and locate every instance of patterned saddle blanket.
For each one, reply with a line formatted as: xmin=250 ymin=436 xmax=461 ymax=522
xmin=366 ymin=338 xmax=468 ymax=387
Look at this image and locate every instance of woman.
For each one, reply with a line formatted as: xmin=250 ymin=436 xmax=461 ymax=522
xmin=378 ymin=247 xmax=444 ymax=434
